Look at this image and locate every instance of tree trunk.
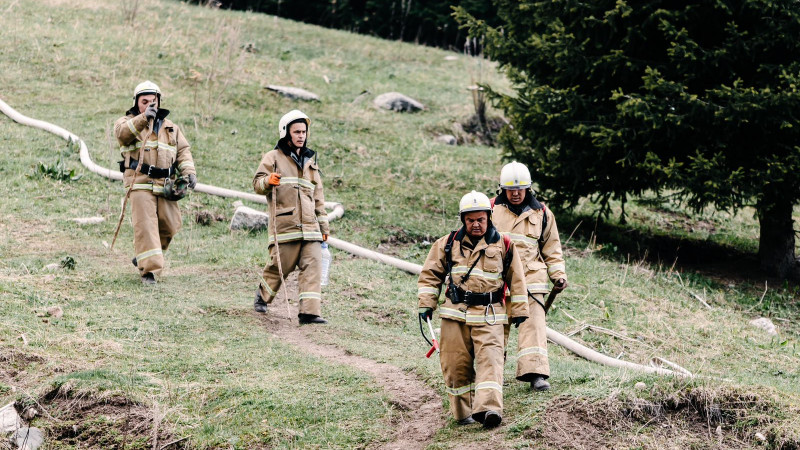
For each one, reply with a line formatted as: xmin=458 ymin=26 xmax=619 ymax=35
xmin=757 ymin=197 xmax=800 ymax=281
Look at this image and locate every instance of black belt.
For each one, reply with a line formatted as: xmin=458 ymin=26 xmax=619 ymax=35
xmin=450 ymin=286 xmax=505 ymax=306
xmin=121 ymin=159 xmax=175 ymax=179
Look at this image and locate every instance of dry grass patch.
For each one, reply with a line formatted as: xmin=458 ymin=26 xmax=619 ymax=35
xmin=527 ymin=385 xmax=799 ymax=450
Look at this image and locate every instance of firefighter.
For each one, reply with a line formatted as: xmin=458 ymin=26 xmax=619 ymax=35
xmin=417 ymin=191 xmax=529 ymax=428
xmin=114 ymin=81 xmax=197 ymax=285
xmin=252 ymin=110 xmax=329 ymax=325
xmin=492 ymin=162 xmax=567 ymax=391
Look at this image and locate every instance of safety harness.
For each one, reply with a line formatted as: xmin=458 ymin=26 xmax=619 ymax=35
xmin=443 ymin=228 xmax=513 ymax=307
xmin=119 ymin=159 xmax=177 ymax=179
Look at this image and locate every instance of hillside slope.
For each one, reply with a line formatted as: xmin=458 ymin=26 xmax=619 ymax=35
xmin=1 ymin=0 xmax=799 ymax=448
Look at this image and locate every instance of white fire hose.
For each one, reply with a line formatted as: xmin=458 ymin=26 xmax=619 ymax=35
xmin=0 ymin=97 xmax=689 ymax=379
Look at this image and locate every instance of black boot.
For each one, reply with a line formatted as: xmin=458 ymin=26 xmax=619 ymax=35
xmin=254 ymin=289 xmax=268 ymax=313
xmin=456 ymin=417 xmax=477 ymax=425
xmin=482 ymin=410 xmax=502 ymax=429
xmin=141 ymin=273 xmax=156 ymax=285
xmin=531 ymin=375 xmax=551 ymax=391
xmin=298 ymin=314 xmax=328 ymax=324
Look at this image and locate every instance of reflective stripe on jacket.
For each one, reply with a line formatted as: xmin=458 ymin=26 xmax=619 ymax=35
xmin=417 ymin=226 xmax=529 ymax=325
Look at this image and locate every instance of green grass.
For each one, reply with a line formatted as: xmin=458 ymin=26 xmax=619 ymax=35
xmin=1 ymin=0 xmax=799 ymax=448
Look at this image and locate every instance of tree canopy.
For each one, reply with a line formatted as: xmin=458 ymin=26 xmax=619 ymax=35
xmin=456 ymin=0 xmax=800 ymax=280
xmin=202 ymin=0 xmax=498 ymax=48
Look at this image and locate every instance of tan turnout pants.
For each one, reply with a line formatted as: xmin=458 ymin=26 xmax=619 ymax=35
xmin=130 ymin=190 xmax=182 ymax=277
xmin=505 ymin=293 xmax=549 ymax=381
xmin=440 ymin=318 xmax=505 ymax=421
xmin=259 ymin=240 xmax=322 ymax=316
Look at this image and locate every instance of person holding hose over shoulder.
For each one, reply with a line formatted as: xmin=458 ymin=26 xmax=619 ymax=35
xmin=252 ymin=110 xmax=329 ymax=325
xmin=417 ymin=191 xmax=529 ymax=428
xmin=114 ymin=81 xmax=197 ymax=285
xmin=492 ymin=162 xmax=568 ymax=391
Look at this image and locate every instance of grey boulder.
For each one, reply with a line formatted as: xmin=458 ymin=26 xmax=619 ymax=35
xmin=374 ymin=92 xmax=424 ymax=112
xmin=230 ymin=205 xmax=269 ymax=231
xmin=265 ymin=85 xmax=320 ymax=102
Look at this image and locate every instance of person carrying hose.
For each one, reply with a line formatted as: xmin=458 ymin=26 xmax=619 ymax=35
xmin=417 ymin=191 xmax=529 ymax=428
xmin=492 ymin=162 xmax=568 ymax=391
xmin=252 ymin=110 xmax=329 ymax=325
xmin=114 ymin=81 xmax=197 ymax=285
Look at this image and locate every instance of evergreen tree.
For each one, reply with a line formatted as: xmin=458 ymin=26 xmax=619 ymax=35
xmin=456 ymin=0 xmax=800 ymax=281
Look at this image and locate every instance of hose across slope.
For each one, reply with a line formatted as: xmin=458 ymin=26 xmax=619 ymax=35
xmin=0 ymin=97 xmax=689 ymax=379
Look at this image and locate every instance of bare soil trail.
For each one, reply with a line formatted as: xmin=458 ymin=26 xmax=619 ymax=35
xmin=257 ymin=274 xmax=445 ymax=449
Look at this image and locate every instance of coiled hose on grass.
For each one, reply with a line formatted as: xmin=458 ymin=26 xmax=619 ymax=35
xmin=0 ymin=97 xmax=689 ymax=379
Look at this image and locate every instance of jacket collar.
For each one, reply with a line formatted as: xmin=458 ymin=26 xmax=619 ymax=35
xmin=494 ymin=190 xmax=543 ymax=215
xmin=454 ymin=224 xmax=501 ymax=246
xmin=275 ymin=139 xmax=316 ymax=168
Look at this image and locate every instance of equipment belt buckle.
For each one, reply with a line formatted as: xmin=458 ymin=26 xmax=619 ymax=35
xmin=146 ymin=165 xmax=154 ymax=177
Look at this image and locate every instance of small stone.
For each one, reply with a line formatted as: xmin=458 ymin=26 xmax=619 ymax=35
xmin=70 ymin=216 xmax=105 ymax=225
xmin=230 ymin=205 xmax=269 ymax=231
xmin=755 ymin=432 xmax=766 ymax=442
xmin=20 ymin=407 xmax=38 ymax=421
xmin=435 ymin=134 xmax=457 ymax=145
xmin=749 ymin=317 xmax=778 ymax=336
xmin=373 ymin=92 xmax=424 ymax=112
xmin=444 ymin=55 xmax=458 ymax=61
xmin=12 ymin=427 xmax=44 ymax=450
xmin=264 ymin=85 xmax=320 ymax=102
xmin=46 ymin=306 xmax=63 ymax=319
xmin=634 ymin=382 xmax=647 ymax=391
xmin=231 ymin=129 xmax=238 ymax=135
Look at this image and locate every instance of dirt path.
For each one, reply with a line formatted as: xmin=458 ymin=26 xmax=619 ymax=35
xmin=257 ymin=274 xmax=445 ymax=449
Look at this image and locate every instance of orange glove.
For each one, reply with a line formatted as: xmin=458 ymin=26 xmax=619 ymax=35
xmin=323 ymin=234 xmax=328 ymax=241
xmin=268 ymin=172 xmax=282 ymax=186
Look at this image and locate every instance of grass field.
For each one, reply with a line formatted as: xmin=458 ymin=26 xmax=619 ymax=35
xmin=1 ymin=0 xmax=799 ymax=448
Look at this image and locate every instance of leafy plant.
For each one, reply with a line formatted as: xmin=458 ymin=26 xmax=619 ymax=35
xmin=30 ymin=138 xmax=82 ymax=182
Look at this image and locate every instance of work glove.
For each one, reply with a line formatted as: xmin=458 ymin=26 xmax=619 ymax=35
xmin=418 ymin=307 xmax=433 ymax=322
xmin=187 ymin=174 xmax=197 ymax=189
xmin=323 ymin=234 xmax=328 ymax=241
xmin=552 ymin=278 xmax=568 ymax=293
xmin=144 ymin=103 xmax=158 ymax=121
xmin=268 ymin=172 xmax=282 ymax=186
xmin=511 ymin=316 xmax=527 ymax=328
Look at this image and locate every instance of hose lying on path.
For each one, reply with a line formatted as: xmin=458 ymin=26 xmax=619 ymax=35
xmin=0 ymin=97 xmax=689 ymax=379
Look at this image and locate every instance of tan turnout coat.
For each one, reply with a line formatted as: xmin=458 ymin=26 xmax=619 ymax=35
xmin=417 ymin=227 xmax=529 ymax=325
xmin=492 ymin=201 xmax=566 ymax=298
xmin=114 ymin=109 xmax=195 ymax=194
xmin=253 ymin=145 xmax=329 ymax=244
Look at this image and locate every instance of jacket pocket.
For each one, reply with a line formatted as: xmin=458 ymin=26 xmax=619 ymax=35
xmin=482 ymin=247 xmax=503 ymax=273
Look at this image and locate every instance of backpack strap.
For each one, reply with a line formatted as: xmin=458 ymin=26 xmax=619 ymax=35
xmin=539 ymin=205 xmax=548 ymax=249
xmin=502 ymin=234 xmax=513 ymax=278
xmin=444 ymin=230 xmax=459 ymax=302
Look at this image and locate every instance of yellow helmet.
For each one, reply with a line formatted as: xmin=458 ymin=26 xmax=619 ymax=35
xmin=279 ymin=109 xmax=310 ymax=139
xmin=459 ymin=190 xmax=492 ymax=214
xmin=133 ymin=80 xmax=161 ymax=99
xmin=499 ymin=161 xmax=532 ymax=190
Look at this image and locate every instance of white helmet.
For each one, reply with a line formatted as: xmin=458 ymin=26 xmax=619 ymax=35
xmin=279 ymin=109 xmax=310 ymax=139
xmin=499 ymin=161 xmax=532 ymax=190
xmin=133 ymin=80 xmax=161 ymax=99
xmin=459 ymin=190 xmax=492 ymax=214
